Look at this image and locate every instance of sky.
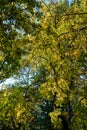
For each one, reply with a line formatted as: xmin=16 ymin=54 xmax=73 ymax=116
xmin=0 ymin=78 xmax=15 ymax=89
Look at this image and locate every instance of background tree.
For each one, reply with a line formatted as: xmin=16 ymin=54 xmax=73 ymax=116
xmin=0 ymin=0 xmax=41 ymax=82
xmin=0 ymin=85 xmax=39 ymax=130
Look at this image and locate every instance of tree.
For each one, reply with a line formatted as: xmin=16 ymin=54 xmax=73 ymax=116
xmin=0 ymin=85 xmax=38 ymax=130
xmin=0 ymin=0 xmax=87 ymax=130
xmin=24 ymin=0 xmax=87 ymax=129
xmin=0 ymin=0 xmax=41 ymax=82
xmin=13 ymin=65 xmax=55 ymax=130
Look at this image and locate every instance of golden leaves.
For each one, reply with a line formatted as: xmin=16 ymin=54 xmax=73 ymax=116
xmin=58 ymin=78 xmax=69 ymax=91
xmin=72 ymin=49 xmax=81 ymax=58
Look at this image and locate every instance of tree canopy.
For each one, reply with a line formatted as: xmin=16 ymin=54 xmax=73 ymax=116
xmin=0 ymin=0 xmax=40 ymax=81
xmin=0 ymin=0 xmax=87 ymax=130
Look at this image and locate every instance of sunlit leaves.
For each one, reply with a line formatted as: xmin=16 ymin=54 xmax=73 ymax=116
xmin=49 ymin=109 xmax=62 ymax=129
xmin=0 ymin=0 xmax=87 ymax=130
xmin=27 ymin=0 xmax=87 ymax=129
xmin=0 ymin=86 xmax=35 ymax=129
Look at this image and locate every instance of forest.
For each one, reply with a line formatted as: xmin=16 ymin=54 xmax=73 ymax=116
xmin=0 ymin=0 xmax=87 ymax=130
